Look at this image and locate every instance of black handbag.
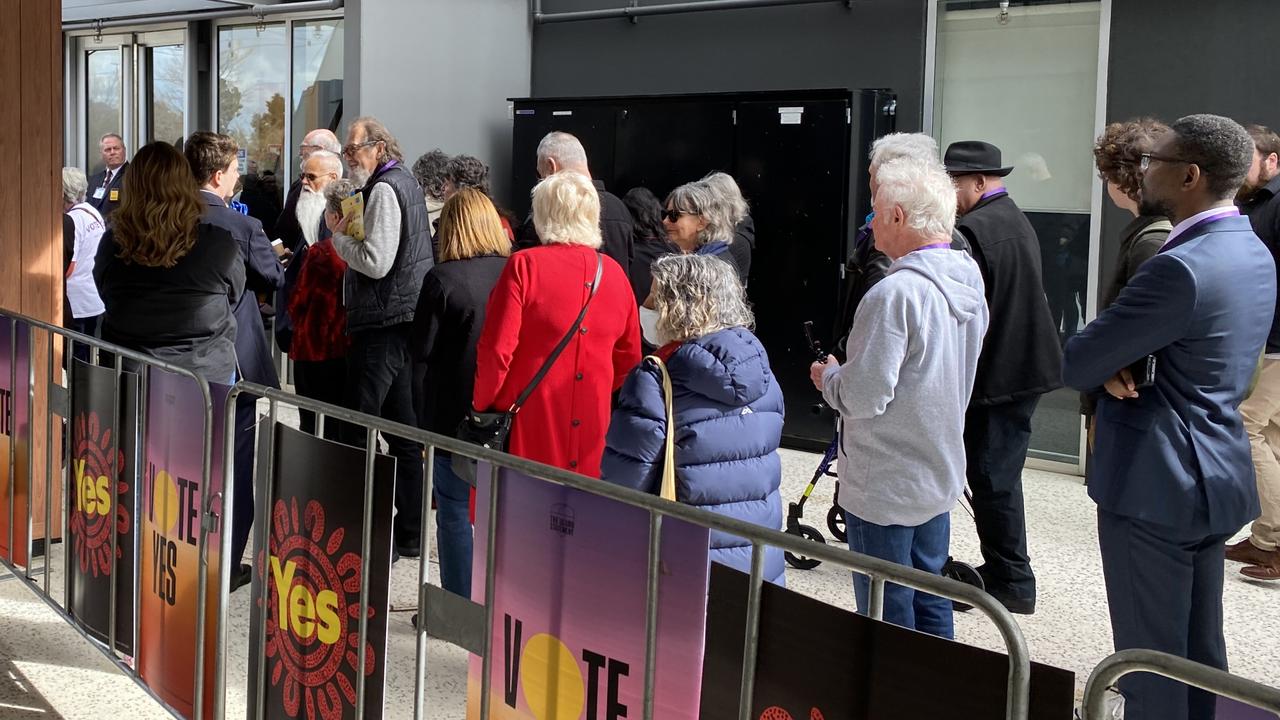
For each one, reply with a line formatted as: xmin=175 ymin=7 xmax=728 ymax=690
xmin=453 ymin=253 xmax=604 ymax=484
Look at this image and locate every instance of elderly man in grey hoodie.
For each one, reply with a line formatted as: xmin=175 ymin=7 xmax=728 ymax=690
xmin=809 ymin=156 xmax=989 ymax=639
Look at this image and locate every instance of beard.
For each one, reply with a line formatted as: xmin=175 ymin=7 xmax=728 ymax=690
xmin=295 ymin=187 xmax=326 ymax=246
xmin=349 ymin=164 xmax=372 ymax=187
xmin=1237 ymin=167 xmax=1278 ymax=203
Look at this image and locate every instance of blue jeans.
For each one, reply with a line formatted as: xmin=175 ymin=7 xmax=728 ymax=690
xmin=432 ymin=455 xmax=473 ymax=598
xmin=846 ymin=510 xmax=953 ymax=639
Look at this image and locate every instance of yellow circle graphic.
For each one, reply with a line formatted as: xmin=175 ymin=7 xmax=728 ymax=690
xmin=519 ymin=633 xmax=585 ymax=720
xmin=151 ymin=469 xmax=181 ymax=533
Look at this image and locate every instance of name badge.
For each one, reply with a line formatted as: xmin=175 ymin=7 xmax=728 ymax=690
xmin=92 ymin=187 xmax=105 ymax=200
xmin=109 ymin=189 xmax=119 ymax=202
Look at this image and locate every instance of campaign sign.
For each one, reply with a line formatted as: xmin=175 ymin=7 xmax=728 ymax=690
xmin=467 ymin=464 xmax=712 ymax=720
xmin=248 ymin=423 xmax=396 ymax=720
xmin=67 ymin=358 xmax=139 ymax=654
xmin=0 ymin=317 xmax=31 ymax=566
xmin=137 ymin=370 xmax=229 ymax=719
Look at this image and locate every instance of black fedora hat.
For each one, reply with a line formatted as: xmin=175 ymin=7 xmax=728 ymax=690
xmin=944 ymin=140 xmax=1014 ymax=177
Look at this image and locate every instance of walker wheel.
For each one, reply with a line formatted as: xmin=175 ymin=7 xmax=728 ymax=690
xmin=826 ymin=506 xmax=846 ymax=543
xmin=943 ymin=557 xmax=984 ymax=612
xmin=784 ymin=524 xmax=825 ymax=570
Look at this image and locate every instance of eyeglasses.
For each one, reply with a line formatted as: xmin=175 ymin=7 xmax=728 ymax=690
xmin=1139 ymin=152 xmax=1189 ymax=172
xmin=300 ymin=172 xmax=331 ymax=182
xmin=342 ymin=140 xmax=380 ymax=158
xmin=662 ymin=209 xmax=687 ymax=222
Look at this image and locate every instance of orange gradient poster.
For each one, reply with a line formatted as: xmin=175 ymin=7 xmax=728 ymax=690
xmin=0 ymin=317 xmax=30 ymax=567
xmin=138 ymin=369 xmax=229 ymax=719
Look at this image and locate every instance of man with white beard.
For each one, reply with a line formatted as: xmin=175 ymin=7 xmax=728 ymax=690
xmin=274 ymin=128 xmax=341 ymax=353
xmin=332 ymin=116 xmax=434 ymax=560
xmin=296 ymin=150 xmax=342 ymax=245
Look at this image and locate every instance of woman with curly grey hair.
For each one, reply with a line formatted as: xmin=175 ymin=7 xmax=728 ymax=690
xmin=602 ymin=253 xmax=785 ymax=585
xmin=662 ymin=180 xmax=746 ymax=282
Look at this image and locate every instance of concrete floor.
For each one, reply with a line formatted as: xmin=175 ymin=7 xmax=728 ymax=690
xmin=1 ymin=418 xmax=1277 ymax=718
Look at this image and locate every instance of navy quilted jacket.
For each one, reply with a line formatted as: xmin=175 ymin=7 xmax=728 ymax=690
xmin=601 ymin=327 xmax=786 ymax=584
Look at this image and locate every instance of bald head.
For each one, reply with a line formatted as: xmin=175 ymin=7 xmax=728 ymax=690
xmin=300 ymin=129 xmax=341 ymax=161
xmin=536 ymin=131 xmax=591 ymax=179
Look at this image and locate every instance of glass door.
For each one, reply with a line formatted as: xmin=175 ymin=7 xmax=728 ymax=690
xmin=72 ymin=30 xmax=188 ymax=173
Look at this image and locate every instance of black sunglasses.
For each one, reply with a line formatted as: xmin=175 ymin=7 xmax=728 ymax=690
xmin=662 ymin=209 xmax=688 ymax=222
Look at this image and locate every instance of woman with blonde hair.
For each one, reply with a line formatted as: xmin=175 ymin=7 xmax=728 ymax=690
xmin=602 ymin=253 xmax=785 ymax=584
xmin=93 ymin=142 xmax=244 ymax=384
xmin=472 ymin=171 xmax=640 ymax=478
xmin=410 ymin=187 xmax=511 ymax=597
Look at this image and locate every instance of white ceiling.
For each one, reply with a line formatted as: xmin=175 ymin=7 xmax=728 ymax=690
xmin=62 ymin=0 xmax=289 ymax=24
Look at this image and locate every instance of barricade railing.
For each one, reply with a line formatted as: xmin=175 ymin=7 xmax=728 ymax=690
xmin=226 ymin=381 xmax=1035 ymax=720
xmin=1082 ymin=649 xmax=1280 ymax=719
xmin=0 ymin=311 xmax=218 ymax=720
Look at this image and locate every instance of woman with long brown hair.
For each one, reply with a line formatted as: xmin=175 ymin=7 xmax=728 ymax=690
xmin=94 ymin=142 xmax=245 ymax=384
xmin=409 ymin=187 xmax=510 ymax=598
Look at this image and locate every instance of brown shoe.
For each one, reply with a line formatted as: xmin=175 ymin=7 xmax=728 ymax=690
xmin=1240 ymin=562 xmax=1280 ymax=581
xmin=1225 ymin=538 xmax=1276 ymax=565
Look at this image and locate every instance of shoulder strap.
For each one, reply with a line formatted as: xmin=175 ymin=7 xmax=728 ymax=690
xmin=646 ymin=354 xmax=677 ymax=501
xmin=509 ymin=253 xmax=604 ymax=413
xmin=1135 ymin=219 xmax=1173 ymax=241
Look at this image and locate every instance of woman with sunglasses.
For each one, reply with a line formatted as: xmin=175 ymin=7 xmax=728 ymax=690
xmin=660 ymin=180 xmax=745 ymax=282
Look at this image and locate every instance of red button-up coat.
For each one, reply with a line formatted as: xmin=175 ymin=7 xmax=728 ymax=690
xmin=473 ymin=243 xmax=641 ymax=477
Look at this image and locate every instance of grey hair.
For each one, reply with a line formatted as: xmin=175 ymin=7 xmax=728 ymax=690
xmin=303 ymin=128 xmax=341 ymax=154
xmin=700 ymin=171 xmax=750 ymax=225
xmin=306 ymin=149 xmax=343 ymax=176
xmin=537 ymin=131 xmax=589 ymax=171
xmin=652 ymin=254 xmax=754 ymax=341
xmin=412 ymin=149 xmax=451 ymax=201
xmin=869 ymin=132 xmax=942 ymax=174
xmin=445 ymin=155 xmax=491 ymax=196
xmin=351 ymin=115 xmax=404 ymax=164
xmin=666 ymin=181 xmax=733 ymax=245
xmin=1170 ymin=114 xmax=1255 ymax=199
xmin=99 ymin=133 xmax=124 ymax=146
xmin=873 ymin=157 xmax=958 ymax=239
xmin=323 ymin=178 xmax=358 ymax=217
xmin=62 ymin=167 xmax=88 ymax=204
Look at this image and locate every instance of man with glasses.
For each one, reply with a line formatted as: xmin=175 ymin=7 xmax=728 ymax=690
xmin=87 ymin=133 xmax=128 ymax=219
xmin=1064 ymin=114 xmax=1274 ymax=720
xmin=945 ymin=140 xmax=1062 ymax=617
xmin=331 ymin=116 xmax=434 ymax=561
xmin=185 ymin=131 xmax=286 ymax=593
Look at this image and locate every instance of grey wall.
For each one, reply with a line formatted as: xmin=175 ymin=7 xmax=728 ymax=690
xmin=1098 ymin=0 xmax=1280 ymax=291
xmin=346 ymin=0 xmax=532 ymax=200
xmin=531 ymin=0 xmax=927 ymax=129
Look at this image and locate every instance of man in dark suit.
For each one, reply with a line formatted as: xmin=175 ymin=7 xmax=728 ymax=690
xmin=185 ymin=131 xmax=286 ymax=592
xmin=86 ymin=133 xmax=128 ymax=219
xmin=946 ymin=140 xmax=1062 ymax=615
xmin=1064 ymin=114 xmax=1274 ymax=720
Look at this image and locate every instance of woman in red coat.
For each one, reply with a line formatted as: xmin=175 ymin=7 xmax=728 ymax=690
xmin=473 ymin=170 xmax=641 ymax=477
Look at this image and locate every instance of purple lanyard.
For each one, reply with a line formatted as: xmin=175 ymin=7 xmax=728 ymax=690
xmin=1160 ymin=208 xmax=1240 ymax=254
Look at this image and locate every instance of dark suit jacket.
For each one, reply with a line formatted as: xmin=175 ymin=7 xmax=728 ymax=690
xmin=87 ymin=162 xmax=128 ymax=219
xmin=199 ymin=190 xmax=285 ymax=387
xmin=1063 ymin=214 xmax=1275 ymax=534
xmin=274 ymin=178 xmax=305 ymax=252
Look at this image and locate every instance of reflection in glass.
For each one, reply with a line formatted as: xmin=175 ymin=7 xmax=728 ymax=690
xmin=86 ymin=48 xmax=122 ymax=176
xmin=219 ymin=23 xmax=288 ymax=222
xmin=292 ymin=20 xmax=345 ymax=179
xmin=146 ymin=44 xmax=186 ymax=147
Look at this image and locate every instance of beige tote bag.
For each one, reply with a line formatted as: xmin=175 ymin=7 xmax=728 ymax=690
xmin=647 ymin=355 xmax=678 ymax=502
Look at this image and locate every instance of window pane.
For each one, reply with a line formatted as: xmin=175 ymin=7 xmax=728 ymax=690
xmin=147 ymin=44 xmax=186 ymax=147
xmin=86 ymin=48 xmax=122 ymax=176
xmin=934 ymin=1 xmax=1102 ymax=464
xmin=219 ymin=23 xmax=287 ymax=220
xmin=292 ymin=19 xmax=344 ymax=178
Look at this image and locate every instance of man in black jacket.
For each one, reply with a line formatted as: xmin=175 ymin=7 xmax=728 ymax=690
xmin=1232 ymin=124 xmax=1280 ymax=580
xmin=946 ymin=141 xmax=1062 ymax=615
xmin=186 ymin=131 xmax=286 ymax=592
xmin=515 ymin=131 xmax=634 ymax=283
xmin=86 ymin=133 xmax=128 ymax=219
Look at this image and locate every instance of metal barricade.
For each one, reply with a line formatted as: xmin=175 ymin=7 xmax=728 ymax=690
xmin=226 ymin=381 xmax=1035 ymax=720
xmin=1082 ymin=649 xmax=1280 ymax=720
xmin=0 ymin=311 xmax=220 ymax=720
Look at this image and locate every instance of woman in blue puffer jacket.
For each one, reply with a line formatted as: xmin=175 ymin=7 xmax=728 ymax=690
xmin=602 ymin=253 xmax=786 ymax=584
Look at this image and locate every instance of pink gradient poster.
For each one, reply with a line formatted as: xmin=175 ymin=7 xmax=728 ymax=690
xmin=468 ymin=465 xmax=710 ymax=720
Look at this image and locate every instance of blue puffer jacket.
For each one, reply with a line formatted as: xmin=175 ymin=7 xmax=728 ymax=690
xmin=602 ymin=327 xmax=786 ymax=585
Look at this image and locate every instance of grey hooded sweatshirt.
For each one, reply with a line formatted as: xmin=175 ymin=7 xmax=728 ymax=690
xmin=821 ymin=247 xmax=989 ymax=527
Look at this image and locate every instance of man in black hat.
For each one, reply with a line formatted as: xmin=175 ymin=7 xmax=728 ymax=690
xmin=946 ymin=140 xmax=1062 ymax=615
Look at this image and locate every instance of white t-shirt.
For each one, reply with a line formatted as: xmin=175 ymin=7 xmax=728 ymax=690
xmin=66 ymin=202 xmax=106 ymax=318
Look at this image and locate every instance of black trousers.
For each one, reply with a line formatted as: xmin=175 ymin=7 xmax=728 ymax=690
xmin=230 ymin=393 xmax=257 ymax=568
xmin=343 ymin=324 xmax=423 ymax=547
xmin=294 ymin=358 xmax=348 ymax=442
xmin=963 ymin=395 xmax=1039 ymax=601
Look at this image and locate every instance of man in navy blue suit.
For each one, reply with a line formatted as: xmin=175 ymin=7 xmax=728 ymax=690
xmin=185 ymin=131 xmax=286 ymax=592
xmin=1063 ymin=114 xmax=1275 ymax=720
